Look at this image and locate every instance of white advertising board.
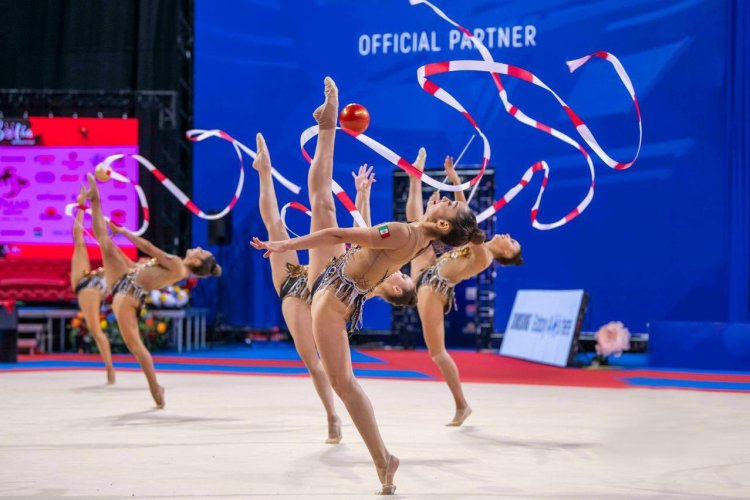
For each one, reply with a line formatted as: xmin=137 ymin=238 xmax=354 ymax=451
xmin=500 ymin=289 xmax=586 ymax=367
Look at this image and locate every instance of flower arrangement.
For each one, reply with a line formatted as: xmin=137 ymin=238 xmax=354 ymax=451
xmin=146 ymin=285 xmax=190 ymax=308
xmin=69 ymin=306 xmax=170 ymax=354
xmin=145 ymin=277 xmax=197 ymax=308
xmin=592 ymin=321 xmax=631 ymax=366
xmin=68 ymin=278 xmax=198 ymax=352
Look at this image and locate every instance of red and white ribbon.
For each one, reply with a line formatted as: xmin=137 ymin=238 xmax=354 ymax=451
xmin=291 ymin=1 xmax=642 ymax=231
xmin=331 ymin=179 xmax=367 ymax=228
xmin=64 ymin=176 xmax=148 ymax=235
xmin=475 ymin=161 xmax=548 ymax=224
xmin=65 ymin=128 xmax=303 ymax=236
xmin=279 ymin=178 xmax=367 ymax=236
xmin=63 ymin=203 xmax=107 ymax=243
xmin=186 ymin=129 xmax=301 ymax=195
xmin=280 ymin=201 xmax=312 ymax=238
xmin=300 ymin=125 xmax=488 ymax=193
xmin=410 ymin=0 xmax=642 ymax=229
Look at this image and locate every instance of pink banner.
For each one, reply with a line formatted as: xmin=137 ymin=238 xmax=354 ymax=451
xmin=0 ymin=144 xmax=139 ymax=258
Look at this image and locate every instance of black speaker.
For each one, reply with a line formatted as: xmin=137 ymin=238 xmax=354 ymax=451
xmin=208 ymin=212 xmax=232 ymax=246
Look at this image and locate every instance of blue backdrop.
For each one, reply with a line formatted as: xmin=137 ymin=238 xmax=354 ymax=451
xmin=193 ymin=0 xmax=747 ymax=333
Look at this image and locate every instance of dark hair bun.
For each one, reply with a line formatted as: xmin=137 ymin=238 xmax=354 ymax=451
xmin=211 ymin=263 xmax=223 ymax=277
xmin=469 ymin=229 xmax=486 ymax=245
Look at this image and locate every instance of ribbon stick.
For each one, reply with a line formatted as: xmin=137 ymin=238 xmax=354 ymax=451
xmin=442 ymin=134 xmax=476 ymax=185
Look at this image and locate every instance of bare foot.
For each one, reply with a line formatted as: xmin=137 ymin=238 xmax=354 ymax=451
xmin=414 ymin=147 xmax=427 ymax=172
xmin=376 ymin=454 xmax=399 ymax=495
xmin=312 ymin=77 xmax=339 ymax=130
xmin=76 ymin=185 xmax=87 ymax=206
xmin=151 ymin=385 xmax=165 ymax=409
xmin=106 ymin=367 xmax=116 ymax=385
xmin=252 ymin=133 xmax=271 ymax=174
xmin=325 ymin=416 xmax=342 ymax=444
xmin=84 ymin=173 xmax=100 ymax=203
xmin=446 ymin=406 xmax=472 ymax=427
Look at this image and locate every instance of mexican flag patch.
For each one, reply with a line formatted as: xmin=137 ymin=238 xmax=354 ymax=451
xmin=377 ymin=225 xmax=391 ymax=239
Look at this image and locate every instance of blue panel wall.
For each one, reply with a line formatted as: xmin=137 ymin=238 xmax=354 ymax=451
xmin=193 ymin=0 xmax=731 ymax=333
xmin=650 ymin=322 xmax=750 ymax=371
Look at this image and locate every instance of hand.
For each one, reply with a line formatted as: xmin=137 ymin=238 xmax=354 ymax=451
xmin=413 ymin=147 xmax=427 ymax=172
xmin=444 ymin=155 xmax=459 ymax=181
xmin=352 ymin=164 xmax=376 ymax=192
xmin=108 ymin=221 xmax=127 ymax=236
xmin=250 ymin=237 xmax=289 ymax=258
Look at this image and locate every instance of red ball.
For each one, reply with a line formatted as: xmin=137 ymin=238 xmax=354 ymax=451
xmin=339 ymin=103 xmax=370 ymax=134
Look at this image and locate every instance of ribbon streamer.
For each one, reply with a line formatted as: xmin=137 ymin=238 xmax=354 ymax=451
xmin=292 ymin=1 xmax=642 ymax=231
xmin=65 ymin=129 xmax=302 ymax=236
xmin=280 ymin=201 xmax=313 ymax=238
xmin=410 ymin=0 xmax=642 ymax=229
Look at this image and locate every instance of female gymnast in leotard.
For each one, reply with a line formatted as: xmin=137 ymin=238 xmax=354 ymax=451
xmin=251 ymin=77 xmax=484 ymax=494
xmin=251 ymin=132 xmax=350 ymax=443
xmin=408 ymin=153 xmax=523 ymax=427
xmin=83 ymin=173 xmax=221 ymax=408
xmin=70 ymin=186 xmax=116 ymax=384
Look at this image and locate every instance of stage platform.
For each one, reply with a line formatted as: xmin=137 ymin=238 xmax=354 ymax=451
xmin=1 ymin=344 xmax=749 ymax=498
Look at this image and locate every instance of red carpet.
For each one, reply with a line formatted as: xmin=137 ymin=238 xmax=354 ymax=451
xmin=5 ymin=346 xmax=750 ymax=393
xmin=362 ymin=350 xmax=750 ymax=390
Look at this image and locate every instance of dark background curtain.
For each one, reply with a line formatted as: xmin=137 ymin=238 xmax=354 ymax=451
xmin=0 ymin=0 xmax=193 ymax=254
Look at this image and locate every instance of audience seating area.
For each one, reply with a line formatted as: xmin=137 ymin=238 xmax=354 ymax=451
xmin=0 ymin=259 xmax=100 ymax=302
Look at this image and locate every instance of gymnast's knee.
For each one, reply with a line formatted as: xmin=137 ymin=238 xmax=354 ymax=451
xmin=328 ymin=373 xmax=356 ymax=399
xmin=431 ymin=350 xmax=450 ymax=364
xmin=310 ymin=195 xmax=336 ymax=216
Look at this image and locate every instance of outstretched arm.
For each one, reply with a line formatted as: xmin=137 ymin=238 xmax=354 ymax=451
xmin=444 ymin=156 xmax=466 ymax=203
xmin=353 ymin=164 xmax=376 ymax=228
xmin=251 ymin=223 xmax=412 ymax=257
xmin=109 ymin=222 xmax=181 ymax=272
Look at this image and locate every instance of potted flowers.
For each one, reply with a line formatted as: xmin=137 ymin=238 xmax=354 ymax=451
xmin=69 ymin=307 xmax=170 ymax=353
xmin=592 ymin=321 xmax=631 ymax=367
